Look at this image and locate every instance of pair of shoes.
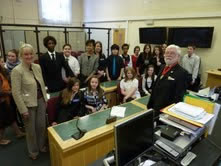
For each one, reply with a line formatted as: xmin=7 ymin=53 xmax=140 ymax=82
xmin=0 ymin=139 xmax=11 ymax=145
xmin=16 ymin=132 xmax=26 ymax=139
xmin=40 ymin=146 xmax=48 ymax=153
xmin=29 ymin=154 xmax=38 ymax=160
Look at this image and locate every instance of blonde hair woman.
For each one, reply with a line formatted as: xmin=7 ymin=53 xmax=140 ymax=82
xmin=11 ymin=43 xmax=48 ymax=160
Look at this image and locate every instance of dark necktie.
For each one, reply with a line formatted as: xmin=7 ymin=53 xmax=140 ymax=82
xmin=51 ymin=53 xmax=55 ymax=61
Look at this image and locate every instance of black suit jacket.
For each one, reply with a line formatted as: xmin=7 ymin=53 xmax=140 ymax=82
xmin=39 ymin=52 xmax=74 ymax=93
xmin=147 ymin=64 xmax=188 ymax=113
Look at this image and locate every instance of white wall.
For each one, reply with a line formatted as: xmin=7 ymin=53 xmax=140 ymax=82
xmin=0 ymin=0 xmax=83 ymax=26
xmin=83 ymin=0 xmax=221 ymax=22
xmin=83 ymin=0 xmax=221 ymax=86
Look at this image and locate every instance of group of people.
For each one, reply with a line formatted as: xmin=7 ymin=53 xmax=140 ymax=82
xmin=0 ymin=34 xmax=201 ymax=160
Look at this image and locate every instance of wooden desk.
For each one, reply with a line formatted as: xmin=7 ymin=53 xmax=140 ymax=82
xmin=101 ymin=80 xmax=119 ymax=107
xmin=131 ymin=95 xmax=149 ymax=109
xmin=48 ymin=98 xmax=149 ymax=166
xmin=206 ymin=70 xmax=221 ymax=88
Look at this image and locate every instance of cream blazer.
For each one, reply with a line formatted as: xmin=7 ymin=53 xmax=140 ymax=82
xmin=11 ymin=62 xmax=48 ymax=114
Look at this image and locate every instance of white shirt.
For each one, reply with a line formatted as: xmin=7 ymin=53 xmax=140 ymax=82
xmin=48 ymin=51 xmax=56 ymax=60
xmin=120 ymin=54 xmax=132 ymax=68
xmin=181 ymin=53 xmax=200 ymax=82
xmin=62 ymin=55 xmax=80 ymax=79
xmin=120 ymin=78 xmax=141 ymax=98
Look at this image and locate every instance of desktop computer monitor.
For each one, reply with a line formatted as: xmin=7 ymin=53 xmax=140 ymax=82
xmin=114 ymin=109 xmax=154 ymax=166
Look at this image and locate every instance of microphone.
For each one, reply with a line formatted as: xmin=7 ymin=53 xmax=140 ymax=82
xmin=72 ymin=118 xmax=87 ymax=140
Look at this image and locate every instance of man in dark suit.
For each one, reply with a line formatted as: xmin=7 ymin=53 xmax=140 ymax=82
xmin=147 ymin=44 xmax=188 ymax=116
xmin=39 ymin=36 xmax=74 ymax=93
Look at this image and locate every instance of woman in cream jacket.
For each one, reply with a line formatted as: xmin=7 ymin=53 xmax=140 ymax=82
xmin=11 ymin=43 xmax=48 ymax=160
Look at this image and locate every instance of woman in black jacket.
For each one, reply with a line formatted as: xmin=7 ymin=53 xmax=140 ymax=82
xmin=136 ymin=44 xmax=153 ymax=76
xmin=52 ymin=78 xmax=85 ymax=125
xmin=151 ymin=45 xmax=165 ymax=75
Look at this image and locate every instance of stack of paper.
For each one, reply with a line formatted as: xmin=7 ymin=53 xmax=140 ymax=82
xmin=168 ymin=102 xmax=206 ymax=120
xmin=167 ymin=102 xmax=214 ymax=126
xmin=160 ymin=95 xmax=220 ymax=137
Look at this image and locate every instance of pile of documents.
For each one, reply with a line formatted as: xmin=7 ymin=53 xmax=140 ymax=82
xmin=160 ymin=95 xmax=220 ymax=136
xmin=168 ymin=102 xmax=213 ymax=125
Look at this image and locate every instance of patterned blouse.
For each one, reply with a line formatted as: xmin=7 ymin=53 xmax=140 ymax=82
xmin=84 ymin=88 xmax=107 ymax=112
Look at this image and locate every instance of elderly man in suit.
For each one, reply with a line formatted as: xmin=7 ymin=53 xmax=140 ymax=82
xmin=147 ymin=44 xmax=188 ymax=116
xmin=39 ymin=36 xmax=74 ymax=93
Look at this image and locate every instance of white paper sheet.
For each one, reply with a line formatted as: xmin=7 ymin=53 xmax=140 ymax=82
xmin=110 ymin=106 xmax=126 ymax=118
xmin=197 ymin=87 xmax=210 ymax=97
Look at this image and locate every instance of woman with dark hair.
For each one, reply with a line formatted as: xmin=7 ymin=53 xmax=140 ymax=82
xmin=136 ymin=44 xmax=152 ymax=76
xmin=84 ymin=75 xmax=107 ymax=114
xmin=95 ymin=41 xmax=106 ymax=82
xmin=52 ymin=77 xmax=85 ymax=125
xmin=161 ymin=43 xmax=167 ymax=54
xmin=5 ymin=49 xmax=20 ymax=73
xmin=142 ymin=65 xmax=157 ymax=96
xmin=151 ymin=45 xmax=165 ymax=75
xmin=131 ymin=46 xmax=140 ymax=72
xmin=78 ymin=39 xmax=99 ymax=87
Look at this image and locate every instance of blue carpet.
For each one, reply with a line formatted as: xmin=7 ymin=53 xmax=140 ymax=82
xmin=0 ymin=128 xmax=50 ymax=166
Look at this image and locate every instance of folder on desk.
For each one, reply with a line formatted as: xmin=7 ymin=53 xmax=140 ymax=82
xmin=184 ymin=94 xmax=215 ymax=114
xmin=184 ymin=94 xmax=220 ymax=134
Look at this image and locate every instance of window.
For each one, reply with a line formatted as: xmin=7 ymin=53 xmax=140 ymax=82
xmin=38 ymin=0 xmax=72 ymax=25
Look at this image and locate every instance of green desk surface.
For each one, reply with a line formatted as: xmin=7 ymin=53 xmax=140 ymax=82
xmin=53 ymin=102 xmax=144 ymax=141
xmin=134 ymin=95 xmax=150 ymax=106
xmin=101 ymin=80 xmax=119 ymax=88
xmin=48 ymin=92 xmax=60 ymax=99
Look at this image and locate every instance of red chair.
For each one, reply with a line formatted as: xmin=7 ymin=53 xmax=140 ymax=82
xmin=116 ymin=82 xmax=124 ymax=104
xmin=46 ymin=96 xmax=59 ymax=126
xmin=138 ymin=76 xmax=143 ymax=93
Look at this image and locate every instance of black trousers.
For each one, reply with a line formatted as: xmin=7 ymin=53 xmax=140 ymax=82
xmin=187 ymin=74 xmax=201 ymax=92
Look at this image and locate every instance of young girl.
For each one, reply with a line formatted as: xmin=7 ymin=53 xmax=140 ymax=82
xmin=120 ymin=67 xmax=141 ymax=103
xmin=142 ymin=65 xmax=157 ymax=96
xmin=52 ymin=78 xmax=85 ymax=125
xmin=151 ymin=46 xmax=165 ymax=75
xmin=5 ymin=49 xmax=20 ymax=73
xmin=84 ymin=76 xmax=107 ymax=113
xmin=131 ymin=46 xmax=140 ymax=72
xmin=95 ymin=41 xmax=106 ymax=82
